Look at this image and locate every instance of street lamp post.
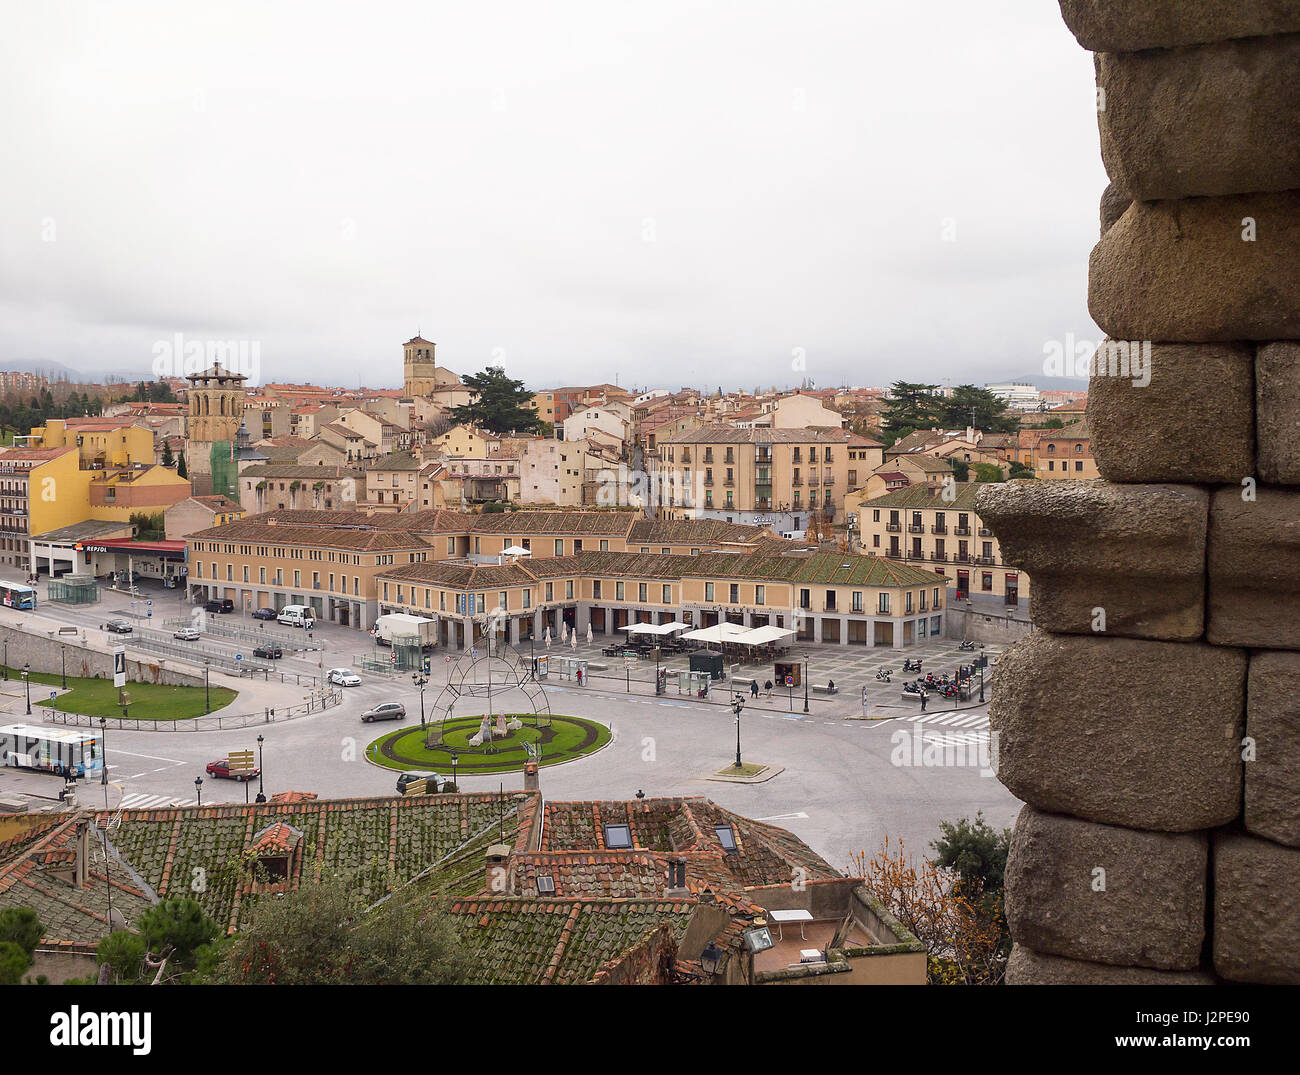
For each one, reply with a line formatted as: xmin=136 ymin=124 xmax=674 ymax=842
xmin=803 ymin=659 xmax=809 ymax=714
xmin=411 ymin=671 xmax=428 ymax=729
xmin=979 ymin=661 xmax=985 ymax=704
xmin=255 ymin=734 xmax=266 ymax=802
xmin=194 ymin=776 xmax=202 ymax=807
xmin=22 ymin=663 xmax=30 ymax=715
xmin=61 ymin=648 xmax=67 ymax=690
xmin=203 ymin=659 xmax=210 ymax=714
xmin=732 ymin=693 xmax=745 ymax=769
xmin=450 ymin=751 xmax=458 ymax=789
xmin=3 ymin=639 xmax=7 ymax=680
xmin=99 ymin=715 xmax=108 ymax=787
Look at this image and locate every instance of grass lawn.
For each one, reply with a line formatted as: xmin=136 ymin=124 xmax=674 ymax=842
xmin=367 ymin=713 xmax=610 ymax=774
xmin=714 ymin=763 xmax=767 ymax=777
xmin=4 ymin=666 xmax=238 ymax=720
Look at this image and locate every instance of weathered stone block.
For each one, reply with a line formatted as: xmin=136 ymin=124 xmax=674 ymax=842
xmin=976 ymin=480 xmax=1207 ymax=639
xmin=1005 ymin=807 xmax=1207 ymax=969
xmin=1097 ymin=35 xmax=1300 ymax=200
xmin=1087 ymin=342 xmax=1254 ymax=483
xmin=990 ymin=633 xmax=1245 ymax=830
xmin=1059 ymin=0 xmax=1300 ymax=52
xmin=1257 ymin=341 xmax=1300 ymax=484
xmin=1089 ymin=190 xmax=1300 ymax=341
xmin=1208 ymin=488 xmax=1300 ymax=649
xmin=1100 ymin=182 xmax=1130 ymax=236
xmin=1007 ymin=944 xmax=1214 ymax=985
xmin=1213 ymin=833 xmax=1300 ymax=984
xmin=1245 ymin=652 xmax=1300 ymax=847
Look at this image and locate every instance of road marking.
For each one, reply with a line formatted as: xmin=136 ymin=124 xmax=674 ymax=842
xmin=109 ymin=748 xmax=186 ymax=764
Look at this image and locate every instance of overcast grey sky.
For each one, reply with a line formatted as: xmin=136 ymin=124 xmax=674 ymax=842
xmin=0 ymin=1 xmax=1105 ymax=392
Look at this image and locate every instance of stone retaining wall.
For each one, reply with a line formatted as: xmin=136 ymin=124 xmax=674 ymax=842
xmin=0 ymin=623 xmax=204 ymax=689
xmin=978 ymin=2 xmax=1300 ymax=985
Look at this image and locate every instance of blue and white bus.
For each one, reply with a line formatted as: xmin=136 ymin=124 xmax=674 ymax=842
xmin=0 ymin=582 xmax=37 ymax=610
xmin=0 ymin=724 xmax=104 ymax=778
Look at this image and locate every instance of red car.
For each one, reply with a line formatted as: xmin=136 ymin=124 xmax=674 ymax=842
xmin=205 ymin=758 xmax=261 ymax=781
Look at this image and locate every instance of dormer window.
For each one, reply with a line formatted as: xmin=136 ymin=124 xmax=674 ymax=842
xmin=714 ymin=825 xmax=737 ymax=854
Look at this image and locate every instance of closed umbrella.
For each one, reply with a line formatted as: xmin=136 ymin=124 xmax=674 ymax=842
xmin=586 ymin=623 xmax=593 ymax=644
xmin=544 ymin=626 xmax=552 ymax=649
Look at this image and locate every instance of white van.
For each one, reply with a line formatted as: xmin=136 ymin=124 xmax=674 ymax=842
xmin=277 ymin=604 xmax=315 ymax=628
xmin=780 ymin=530 xmax=806 ymax=541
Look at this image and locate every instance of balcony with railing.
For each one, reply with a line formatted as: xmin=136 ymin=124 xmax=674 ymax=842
xmin=886 ymin=522 xmax=902 ymax=532
xmin=954 ymin=527 xmax=971 ymax=536
xmin=808 ymin=473 xmax=819 ymax=484
xmin=930 ymin=525 xmax=947 ymax=534
xmin=907 ymin=524 xmax=924 ymax=533
xmin=978 ymin=527 xmax=992 ymax=537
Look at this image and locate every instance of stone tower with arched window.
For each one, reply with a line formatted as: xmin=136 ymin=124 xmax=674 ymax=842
xmin=185 ymin=362 xmax=247 ymax=496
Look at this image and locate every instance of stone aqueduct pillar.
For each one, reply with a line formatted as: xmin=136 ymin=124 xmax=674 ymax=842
xmin=977 ymin=2 xmax=1300 ymax=983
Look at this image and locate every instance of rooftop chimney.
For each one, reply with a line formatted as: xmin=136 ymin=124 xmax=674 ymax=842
xmin=664 ymin=857 xmax=690 ymax=898
xmin=523 ymin=761 xmax=539 ymax=793
xmin=486 ymin=843 xmax=512 ymax=894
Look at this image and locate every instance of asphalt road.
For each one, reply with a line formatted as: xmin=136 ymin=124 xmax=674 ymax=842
xmin=0 ymin=574 xmax=1022 ymax=872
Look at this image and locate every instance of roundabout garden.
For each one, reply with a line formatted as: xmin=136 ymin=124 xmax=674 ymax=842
xmin=365 ymin=713 xmax=611 ymax=776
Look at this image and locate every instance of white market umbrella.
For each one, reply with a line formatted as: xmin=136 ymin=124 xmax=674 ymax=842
xmin=570 ymin=632 xmax=577 ymax=651
xmin=586 ymin=623 xmax=593 ymax=643
xmin=544 ymin=626 xmax=552 ymax=649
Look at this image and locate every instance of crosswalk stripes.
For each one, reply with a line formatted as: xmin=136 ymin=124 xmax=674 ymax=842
xmin=118 ymin=793 xmax=197 ymax=810
xmin=904 ymin=711 xmax=990 ymax=729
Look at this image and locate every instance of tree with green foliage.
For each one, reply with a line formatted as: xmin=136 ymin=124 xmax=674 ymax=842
xmin=972 ymin=463 xmax=1005 ymax=483
xmin=0 ymin=942 xmax=29 ymax=985
xmin=129 ymin=512 xmax=165 ymax=540
xmin=160 ymin=442 xmax=175 ymax=467
xmin=212 ymin=872 xmax=471 ymax=985
xmin=879 ymin=382 xmax=942 ymax=447
xmin=1008 ymin=460 xmax=1036 ymax=480
xmin=931 ymin=812 xmax=1011 ymax=896
xmin=0 ymin=907 xmax=43 ymax=958
xmin=96 ymin=931 xmax=147 ymax=984
xmin=136 ymin=898 xmax=219 ymax=967
xmin=949 ymin=459 xmax=969 ymax=482
xmin=449 ymin=367 xmax=542 ymax=436
xmin=177 ymin=452 xmax=188 ymax=480
xmin=935 ymin=385 xmax=1019 ymax=434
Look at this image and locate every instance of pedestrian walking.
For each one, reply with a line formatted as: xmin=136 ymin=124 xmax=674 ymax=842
xmin=920 ymin=688 xmax=928 ymax=712
xmin=750 ymin=680 xmax=758 ymax=698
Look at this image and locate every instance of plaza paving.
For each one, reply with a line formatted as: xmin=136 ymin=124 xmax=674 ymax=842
xmin=0 ymin=570 xmax=1021 ymax=871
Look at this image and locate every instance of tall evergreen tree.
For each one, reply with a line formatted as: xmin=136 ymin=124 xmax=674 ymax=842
xmin=449 ymin=367 xmax=542 ymax=435
xmin=879 ymin=381 xmax=942 ymax=447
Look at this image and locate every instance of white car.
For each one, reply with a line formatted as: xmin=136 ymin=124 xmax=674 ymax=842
xmin=173 ymin=627 xmax=201 ymax=641
xmin=327 ymin=668 xmax=361 ymax=687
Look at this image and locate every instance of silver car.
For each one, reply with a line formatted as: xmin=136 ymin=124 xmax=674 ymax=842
xmin=361 ymin=702 xmax=406 ymax=723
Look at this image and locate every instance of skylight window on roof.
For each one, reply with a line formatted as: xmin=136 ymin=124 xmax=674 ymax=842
xmin=536 ymin=875 xmax=555 ymax=894
xmin=715 ymin=825 xmax=737 ymax=854
xmin=603 ymin=823 xmax=633 ymax=849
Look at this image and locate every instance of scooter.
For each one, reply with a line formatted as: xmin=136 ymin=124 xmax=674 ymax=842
xmin=958 ymin=640 xmax=976 ymax=651
xmin=902 ymin=658 xmax=922 ymax=672
xmin=875 ymin=668 xmax=893 ymax=682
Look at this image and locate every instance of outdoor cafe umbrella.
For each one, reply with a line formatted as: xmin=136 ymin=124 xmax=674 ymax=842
xmin=586 ymin=623 xmax=593 ymax=644
xmin=570 ymin=631 xmax=577 ymax=651
xmin=544 ymin=625 xmax=552 ymax=649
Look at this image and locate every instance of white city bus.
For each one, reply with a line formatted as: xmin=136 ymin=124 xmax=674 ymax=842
xmin=0 ymin=723 xmax=105 ymax=778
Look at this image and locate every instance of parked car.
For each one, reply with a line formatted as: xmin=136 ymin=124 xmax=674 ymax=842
xmin=253 ymin=644 xmax=283 ymax=660
xmin=395 ymin=771 xmax=442 ymax=795
xmin=204 ymin=598 xmax=234 ymax=614
xmin=251 ymin=607 xmax=277 ymax=621
xmin=173 ymin=627 xmax=201 ymax=641
xmin=361 ymin=702 xmax=406 ymax=723
xmin=327 ymin=668 xmax=361 ymax=687
xmin=104 ymin=619 xmax=133 ymax=634
xmin=205 ymin=758 xmax=260 ymax=781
